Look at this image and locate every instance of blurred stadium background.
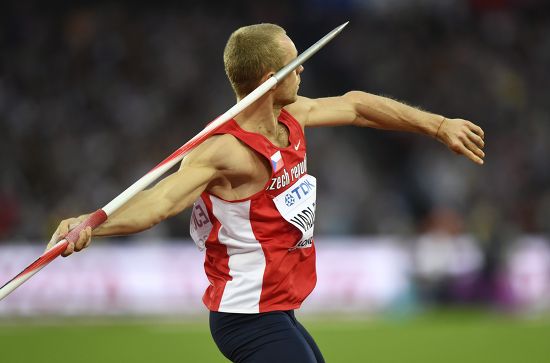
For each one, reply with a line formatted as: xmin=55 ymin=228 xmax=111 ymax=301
xmin=1 ymin=0 xmax=550 ymax=362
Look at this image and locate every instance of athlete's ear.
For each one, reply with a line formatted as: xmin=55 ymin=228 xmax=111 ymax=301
xmin=260 ymin=72 xmax=277 ymax=90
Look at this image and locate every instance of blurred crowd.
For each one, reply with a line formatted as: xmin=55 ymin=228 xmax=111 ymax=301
xmin=0 ymin=0 xmax=549 ymax=253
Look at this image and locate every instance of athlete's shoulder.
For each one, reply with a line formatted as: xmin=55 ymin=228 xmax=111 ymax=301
xmin=184 ymin=133 xmax=251 ymax=170
xmin=283 ymin=96 xmax=317 ymax=127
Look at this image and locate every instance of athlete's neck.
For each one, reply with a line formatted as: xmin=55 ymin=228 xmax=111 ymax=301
xmin=234 ymin=94 xmax=283 ymax=138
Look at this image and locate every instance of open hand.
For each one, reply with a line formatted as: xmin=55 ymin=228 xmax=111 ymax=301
xmin=437 ymin=118 xmax=485 ymax=165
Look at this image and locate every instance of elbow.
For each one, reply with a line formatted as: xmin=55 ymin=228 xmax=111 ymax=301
xmin=146 ymin=214 xmax=166 ymax=230
xmin=128 ymin=217 xmax=162 ymax=234
xmin=343 ymin=90 xmax=364 ymax=100
xmin=130 ymin=210 xmax=169 ymax=233
xmin=343 ymin=90 xmax=373 ymax=107
xmin=148 ymin=206 xmax=175 ymax=229
xmin=342 ymin=91 xmax=362 ymax=111
xmin=342 ymin=91 xmax=370 ymax=127
xmin=156 ymin=197 xmax=189 ymax=224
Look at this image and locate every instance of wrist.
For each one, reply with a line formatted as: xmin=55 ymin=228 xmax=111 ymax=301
xmin=435 ymin=116 xmax=447 ymax=139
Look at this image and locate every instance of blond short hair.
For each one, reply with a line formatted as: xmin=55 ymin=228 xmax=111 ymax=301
xmin=223 ymin=23 xmax=287 ymax=98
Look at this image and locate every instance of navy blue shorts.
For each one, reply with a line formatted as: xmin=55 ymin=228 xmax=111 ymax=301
xmin=209 ymin=310 xmax=325 ymax=363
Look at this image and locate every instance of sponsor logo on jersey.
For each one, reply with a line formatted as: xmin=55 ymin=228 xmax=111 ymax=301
xmin=272 ymin=174 xmax=317 ymax=251
xmin=287 ymin=179 xmax=315 ymax=201
xmin=285 ymin=194 xmax=295 ymax=207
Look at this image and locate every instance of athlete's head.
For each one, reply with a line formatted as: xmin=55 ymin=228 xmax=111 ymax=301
xmin=224 ymin=23 xmax=303 ymax=105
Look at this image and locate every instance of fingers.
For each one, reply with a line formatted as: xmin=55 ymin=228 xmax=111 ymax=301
xmin=46 ymin=217 xmax=93 ymax=257
xmin=443 ymin=119 xmax=485 ymax=165
xmin=84 ymin=227 xmax=93 ymax=249
xmin=46 ymin=229 xmax=60 ymax=251
xmin=467 ymin=131 xmax=485 ymax=149
xmin=457 ymin=141 xmax=484 ymax=165
xmin=74 ymin=227 xmax=92 ymax=252
xmin=65 ymin=226 xmax=92 ymax=257
xmin=463 ymin=137 xmax=485 ymax=160
xmin=61 ymin=241 xmax=75 ymax=257
xmin=467 ymin=121 xmax=485 ymax=139
xmin=46 ymin=220 xmax=68 ymax=251
xmin=463 ymin=124 xmax=485 ymax=164
xmin=58 ymin=219 xmax=72 ymax=239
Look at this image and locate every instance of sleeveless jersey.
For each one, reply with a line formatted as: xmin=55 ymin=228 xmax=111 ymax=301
xmin=190 ymin=109 xmax=317 ymax=313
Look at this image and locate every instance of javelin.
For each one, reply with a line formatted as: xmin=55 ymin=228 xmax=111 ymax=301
xmin=0 ymin=22 xmax=349 ymax=301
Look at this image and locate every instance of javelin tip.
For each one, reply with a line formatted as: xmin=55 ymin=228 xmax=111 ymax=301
xmin=331 ymin=21 xmax=349 ymax=37
xmin=273 ymin=22 xmax=349 ymax=81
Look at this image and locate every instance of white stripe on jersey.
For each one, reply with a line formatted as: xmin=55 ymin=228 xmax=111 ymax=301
xmin=210 ymin=196 xmax=266 ymax=313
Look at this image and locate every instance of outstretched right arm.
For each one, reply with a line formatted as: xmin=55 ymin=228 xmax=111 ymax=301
xmin=47 ymin=137 xmax=226 ymax=256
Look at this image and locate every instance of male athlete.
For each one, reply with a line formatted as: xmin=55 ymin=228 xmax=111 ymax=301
xmin=47 ymin=24 xmax=485 ymax=363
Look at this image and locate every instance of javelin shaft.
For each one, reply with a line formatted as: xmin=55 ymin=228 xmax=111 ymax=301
xmin=0 ymin=22 xmax=348 ymax=301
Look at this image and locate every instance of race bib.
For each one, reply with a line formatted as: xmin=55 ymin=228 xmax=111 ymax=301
xmin=272 ymin=174 xmax=316 ymax=250
xmin=190 ymin=198 xmax=213 ymax=251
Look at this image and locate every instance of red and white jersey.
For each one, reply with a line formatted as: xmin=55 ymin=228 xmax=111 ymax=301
xmin=190 ymin=109 xmax=317 ymax=313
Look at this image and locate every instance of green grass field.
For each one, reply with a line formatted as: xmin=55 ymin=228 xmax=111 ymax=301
xmin=1 ymin=310 xmax=549 ymax=363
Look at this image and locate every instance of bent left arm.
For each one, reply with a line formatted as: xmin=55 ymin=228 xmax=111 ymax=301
xmin=287 ymin=92 xmax=485 ymax=165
